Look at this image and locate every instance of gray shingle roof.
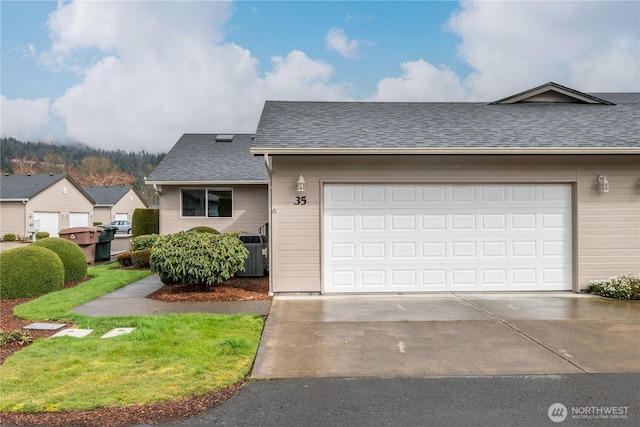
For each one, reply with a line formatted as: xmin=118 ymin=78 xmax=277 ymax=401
xmin=1 ymin=174 xmax=67 ymax=200
xmin=252 ymin=96 xmax=639 ymax=152
xmin=146 ymin=134 xmax=268 ymax=183
xmin=82 ymin=185 xmax=146 ymax=207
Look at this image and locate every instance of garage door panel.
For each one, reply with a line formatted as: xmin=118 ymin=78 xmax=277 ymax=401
xmin=324 ymin=184 xmax=572 ymax=293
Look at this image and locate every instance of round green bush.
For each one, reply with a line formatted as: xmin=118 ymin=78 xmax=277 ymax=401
xmin=35 ymin=231 xmax=50 ymax=240
xmin=32 ymin=238 xmax=87 ymax=283
xmin=0 ymin=246 xmax=64 ymax=299
xmin=186 ymin=226 xmax=220 ymax=235
xmin=3 ymin=234 xmax=17 ymax=242
xmin=150 ymin=231 xmax=248 ymax=286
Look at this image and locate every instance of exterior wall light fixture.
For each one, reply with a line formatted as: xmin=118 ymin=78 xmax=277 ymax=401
xmin=296 ymin=175 xmax=306 ymax=192
xmin=596 ymin=175 xmax=609 ymax=193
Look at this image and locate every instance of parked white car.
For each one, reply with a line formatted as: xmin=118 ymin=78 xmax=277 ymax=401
xmin=109 ymin=220 xmax=132 ymax=234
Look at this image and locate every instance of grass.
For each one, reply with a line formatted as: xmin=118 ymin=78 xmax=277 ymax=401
xmin=1 ymin=263 xmax=264 ymax=412
xmin=13 ymin=263 xmax=152 ymax=321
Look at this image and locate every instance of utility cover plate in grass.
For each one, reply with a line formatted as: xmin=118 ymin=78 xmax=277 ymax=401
xmin=51 ymin=329 xmax=93 ymax=338
xmin=101 ymin=328 xmax=136 ymax=339
xmin=23 ymin=322 xmax=66 ymax=331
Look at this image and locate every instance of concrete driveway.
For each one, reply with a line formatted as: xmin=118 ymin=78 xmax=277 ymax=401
xmin=252 ymin=293 xmax=640 ymax=378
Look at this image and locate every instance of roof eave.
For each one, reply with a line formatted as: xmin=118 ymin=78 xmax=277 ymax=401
xmin=251 ymin=147 xmax=640 ymax=155
xmin=0 ymin=198 xmax=29 ymax=202
xmin=144 ymin=180 xmax=269 ymax=185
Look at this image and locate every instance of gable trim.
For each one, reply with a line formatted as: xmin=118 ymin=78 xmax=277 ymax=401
xmin=490 ymin=82 xmax=615 ymax=105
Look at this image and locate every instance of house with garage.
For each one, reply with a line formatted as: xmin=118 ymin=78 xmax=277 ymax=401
xmin=145 ymin=134 xmax=269 ymax=235
xmin=251 ymin=82 xmax=640 ymax=294
xmin=0 ymin=173 xmax=95 ymax=238
xmin=82 ymin=185 xmax=148 ymax=226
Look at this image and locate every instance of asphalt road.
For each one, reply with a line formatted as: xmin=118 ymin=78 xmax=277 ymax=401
xmin=153 ymin=373 xmax=639 ymax=427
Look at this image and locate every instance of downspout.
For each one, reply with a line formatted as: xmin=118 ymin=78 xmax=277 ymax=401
xmin=263 ymin=154 xmax=274 ymax=296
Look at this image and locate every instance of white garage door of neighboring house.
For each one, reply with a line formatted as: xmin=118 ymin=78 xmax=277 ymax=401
xmin=34 ymin=212 xmax=59 ymax=237
xmin=115 ymin=213 xmax=128 ymax=221
xmin=324 ymin=184 xmax=572 ymax=293
xmin=69 ymin=213 xmax=90 ymax=228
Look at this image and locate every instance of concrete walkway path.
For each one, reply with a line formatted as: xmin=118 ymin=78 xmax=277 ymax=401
xmin=252 ymin=293 xmax=640 ymax=378
xmin=72 ymin=274 xmax=271 ymax=317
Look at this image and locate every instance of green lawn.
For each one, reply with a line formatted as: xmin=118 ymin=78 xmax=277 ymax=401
xmin=1 ymin=263 xmax=264 ymax=412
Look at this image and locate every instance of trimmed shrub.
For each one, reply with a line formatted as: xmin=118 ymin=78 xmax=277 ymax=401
xmin=3 ymin=234 xmax=16 ymax=242
xmin=131 ymin=249 xmax=151 ymax=269
xmin=587 ymin=274 xmax=640 ymax=300
xmin=150 ymin=231 xmax=248 ymax=286
xmin=132 ymin=208 xmax=159 ymax=238
xmin=35 ymin=231 xmax=50 ymax=240
xmin=32 ymin=237 xmax=87 ymax=283
xmin=187 ymin=226 xmax=220 ymax=235
xmin=131 ymin=234 xmax=162 ymax=251
xmin=0 ymin=246 xmax=64 ymax=299
xmin=93 ymin=222 xmax=103 ymax=226
xmin=116 ymin=251 xmax=133 ymax=267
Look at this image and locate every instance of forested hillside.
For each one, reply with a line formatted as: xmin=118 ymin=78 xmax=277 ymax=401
xmin=0 ymin=138 xmax=165 ymax=204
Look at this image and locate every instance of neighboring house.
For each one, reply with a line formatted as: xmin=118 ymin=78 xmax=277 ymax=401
xmin=0 ymin=174 xmax=95 ymax=238
xmin=82 ymin=185 xmax=148 ymax=225
xmin=251 ymin=82 xmax=640 ymax=294
xmin=145 ymin=134 xmax=269 ymax=235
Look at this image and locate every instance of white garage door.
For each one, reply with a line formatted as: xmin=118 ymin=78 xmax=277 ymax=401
xmin=34 ymin=212 xmax=59 ymax=237
xmin=324 ymin=184 xmax=572 ymax=293
xmin=69 ymin=212 xmax=90 ymax=228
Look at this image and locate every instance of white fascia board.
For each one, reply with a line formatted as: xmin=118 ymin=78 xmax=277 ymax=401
xmin=0 ymin=198 xmax=29 ymax=202
xmin=250 ymin=147 xmax=640 ymax=155
xmin=144 ymin=180 xmax=268 ymax=185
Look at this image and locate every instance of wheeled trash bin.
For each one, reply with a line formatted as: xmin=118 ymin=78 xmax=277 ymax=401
xmin=95 ymin=225 xmax=116 ymax=262
xmin=58 ymin=226 xmax=102 ymax=264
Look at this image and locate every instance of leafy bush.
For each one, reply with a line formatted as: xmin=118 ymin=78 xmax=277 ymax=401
xmin=187 ymin=226 xmax=220 ymax=235
xmin=35 ymin=231 xmax=50 ymax=240
xmin=93 ymin=222 xmax=103 ymax=226
xmin=32 ymin=237 xmax=87 ymax=283
xmin=131 ymin=234 xmax=162 ymax=251
xmin=587 ymin=274 xmax=640 ymax=300
xmin=116 ymin=251 xmax=133 ymax=267
xmin=0 ymin=330 xmax=33 ymax=346
xmin=0 ymin=246 xmax=64 ymax=299
xmin=132 ymin=208 xmax=159 ymax=238
xmin=131 ymin=249 xmax=151 ymax=269
xmin=3 ymin=234 xmax=16 ymax=242
xmin=150 ymin=231 xmax=248 ymax=286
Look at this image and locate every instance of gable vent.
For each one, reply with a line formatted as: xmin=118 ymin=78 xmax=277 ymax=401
xmin=215 ymin=134 xmax=234 ymax=142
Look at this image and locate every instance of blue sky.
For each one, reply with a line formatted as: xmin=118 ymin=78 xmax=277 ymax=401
xmin=1 ymin=1 xmax=638 ymax=153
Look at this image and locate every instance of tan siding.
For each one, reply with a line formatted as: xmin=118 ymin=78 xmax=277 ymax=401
xmin=0 ymin=202 xmax=26 ymax=238
xmin=158 ymin=184 xmax=268 ymax=235
xmin=26 ymin=178 xmax=94 ymax=234
xmin=112 ymin=189 xmax=147 ymax=220
xmin=93 ymin=207 xmax=112 ymax=225
xmin=270 ymin=154 xmax=640 ymax=293
xmin=576 ymin=158 xmax=640 ymax=287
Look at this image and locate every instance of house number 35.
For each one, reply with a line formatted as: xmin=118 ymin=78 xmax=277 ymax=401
xmin=294 ymin=196 xmax=307 ymax=205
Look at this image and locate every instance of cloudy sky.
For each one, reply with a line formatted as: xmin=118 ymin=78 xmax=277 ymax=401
xmin=2 ymin=1 xmax=638 ymax=153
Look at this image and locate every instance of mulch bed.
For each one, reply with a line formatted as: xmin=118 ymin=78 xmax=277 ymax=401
xmin=0 ymin=274 xmax=270 ymax=426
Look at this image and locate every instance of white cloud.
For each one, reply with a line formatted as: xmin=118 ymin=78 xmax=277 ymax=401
xmin=41 ymin=1 xmax=351 ymax=152
xmin=0 ymin=96 xmax=51 ymax=141
xmin=371 ymin=1 xmax=639 ymax=101
xmin=325 ymin=28 xmax=362 ymax=59
xmin=446 ymin=0 xmax=640 ymax=99
xmin=264 ymin=50 xmax=349 ymax=100
xmin=371 ymin=60 xmax=466 ymax=101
